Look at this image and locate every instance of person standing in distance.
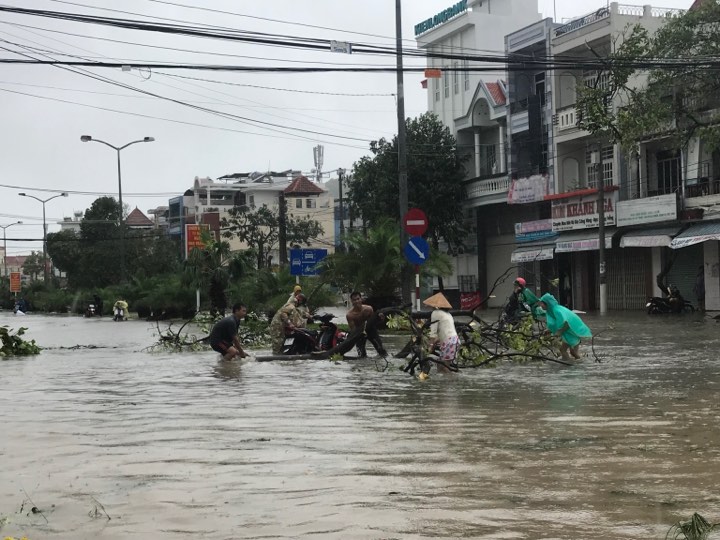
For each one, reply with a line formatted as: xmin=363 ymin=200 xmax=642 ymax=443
xmin=209 ymin=302 xmax=248 ymax=361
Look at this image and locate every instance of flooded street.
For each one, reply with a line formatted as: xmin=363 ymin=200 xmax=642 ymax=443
xmin=1 ymin=311 xmax=719 ymax=539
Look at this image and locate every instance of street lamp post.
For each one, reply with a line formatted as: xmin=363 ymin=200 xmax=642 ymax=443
xmin=80 ymin=135 xmax=155 ymax=284
xmin=1 ymin=221 xmax=23 ymax=278
xmin=18 ymin=193 xmax=68 ymax=283
xmin=337 ymin=168 xmax=345 ymax=253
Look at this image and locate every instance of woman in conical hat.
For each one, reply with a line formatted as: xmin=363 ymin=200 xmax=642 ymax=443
xmin=418 ymin=292 xmax=458 ymax=380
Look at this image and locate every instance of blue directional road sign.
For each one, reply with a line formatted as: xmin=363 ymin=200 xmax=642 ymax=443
xmin=404 ymin=236 xmax=430 ymax=265
xmin=289 ymin=248 xmax=328 ymax=276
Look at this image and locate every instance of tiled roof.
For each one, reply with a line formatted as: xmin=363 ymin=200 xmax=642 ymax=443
xmin=486 ymin=82 xmax=506 ymax=105
xmin=6 ymin=256 xmax=28 ymax=267
xmin=284 ymin=175 xmax=324 ymax=195
xmin=126 ymin=207 xmax=154 ymax=227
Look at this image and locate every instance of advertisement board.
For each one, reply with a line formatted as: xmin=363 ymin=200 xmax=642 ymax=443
xmin=185 ymin=223 xmax=210 ymax=259
xmin=9 ymin=271 xmax=21 ymax=293
xmin=616 ymin=194 xmax=677 ymax=227
xmin=507 ymin=174 xmax=549 ymax=204
xmin=514 ymin=219 xmax=557 ymax=243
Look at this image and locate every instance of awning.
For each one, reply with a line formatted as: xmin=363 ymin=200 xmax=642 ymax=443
xmin=511 ymin=243 xmax=554 ymax=263
xmin=555 ymin=228 xmax=615 ymax=253
xmin=620 ymin=226 xmax=681 ymax=248
xmin=670 ymin=222 xmax=720 ymax=249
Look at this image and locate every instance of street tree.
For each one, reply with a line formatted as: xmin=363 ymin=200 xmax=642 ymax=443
xmin=46 ymin=229 xmax=81 ymax=278
xmin=48 ymin=197 xmax=181 ymax=289
xmin=22 ymin=251 xmax=44 ymax=281
xmin=346 ymin=112 xmax=468 ymax=252
xmin=576 ymin=2 xmax=720 ymax=152
xmin=221 ymin=203 xmax=324 ymax=269
xmin=319 ymin=219 xmax=453 ymax=307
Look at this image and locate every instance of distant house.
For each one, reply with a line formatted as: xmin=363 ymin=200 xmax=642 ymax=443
xmin=5 ymin=255 xmax=28 ymax=277
xmin=173 ymin=171 xmax=335 ymax=264
xmin=58 ymin=211 xmax=84 ymax=233
xmin=125 ymin=207 xmax=154 ymax=229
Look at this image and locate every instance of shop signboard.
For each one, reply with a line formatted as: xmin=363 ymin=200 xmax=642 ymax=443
xmin=514 ymin=219 xmax=557 ymax=243
xmin=555 ymin=236 xmax=612 ymax=253
xmin=616 ymin=194 xmax=677 ymax=227
xmin=551 ymin=192 xmax=616 ymax=232
xmin=414 ymin=0 xmax=468 ymax=35
xmin=510 ymin=246 xmax=554 ymax=263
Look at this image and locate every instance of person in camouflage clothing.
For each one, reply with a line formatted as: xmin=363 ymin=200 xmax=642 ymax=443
xmin=269 ymin=294 xmax=310 ymax=354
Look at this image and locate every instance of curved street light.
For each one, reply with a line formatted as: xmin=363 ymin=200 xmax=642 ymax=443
xmin=1 ymin=220 xmax=23 ymax=278
xmin=80 ymin=135 xmax=155 ymax=284
xmin=18 ymin=192 xmax=68 ymax=283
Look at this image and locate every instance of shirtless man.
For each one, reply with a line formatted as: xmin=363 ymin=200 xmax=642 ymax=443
xmin=209 ymin=303 xmax=248 ymax=361
xmin=346 ymin=291 xmax=387 ymax=358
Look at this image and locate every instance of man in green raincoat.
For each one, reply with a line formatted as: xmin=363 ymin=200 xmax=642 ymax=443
xmin=538 ymin=292 xmax=592 ymax=362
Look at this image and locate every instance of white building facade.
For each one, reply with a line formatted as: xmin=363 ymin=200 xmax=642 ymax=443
xmin=415 ymin=0 xmax=541 ymax=308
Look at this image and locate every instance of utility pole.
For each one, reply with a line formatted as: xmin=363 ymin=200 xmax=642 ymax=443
xmin=595 ymin=151 xmax=607 ymax=314
xmin=396 ymin=0 xmax=411 ymax=304
xmin=278 ymin=191 xmax=288 ymax=266
xmin=337 ymin=168 xmax=346 ymax=253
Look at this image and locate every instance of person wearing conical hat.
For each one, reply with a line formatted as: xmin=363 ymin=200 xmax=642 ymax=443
xmin=419 ymin=292 xmax=458 ymax=380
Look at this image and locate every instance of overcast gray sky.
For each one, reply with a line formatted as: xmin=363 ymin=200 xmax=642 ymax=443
xmin=0 ymin=0 xmax=691 ymax=255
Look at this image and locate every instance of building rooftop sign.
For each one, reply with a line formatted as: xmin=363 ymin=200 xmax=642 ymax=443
xmin=415 ymin=0 xmax=468 ymax=36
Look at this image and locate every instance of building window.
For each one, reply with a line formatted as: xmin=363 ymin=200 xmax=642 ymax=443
xmin=305 ymin=198 xmax=317 ymax=209
xmin=585 ymin=145 xmax=613 ymax=189
xmin=656 ymin=150 xmax=681 ymax=195
xmin=464 ymin=59 xmax=470 ymax=91
xmin=453 ymin=61 xmax=459 ymax=94
xmin=583 ymin=70 xmax=610 ymax=91
xmin=444 ymin=68 xmax=449 ymax=98
xmin=458 ymin=275 xmax=478 ymax=293
xmin=248 ymin=195 xmax=254 ymax=207
xmin=296 ymin=199 xmax=303 ymax=209
xmin=535 ymin=72 xmax=546 ymax=106
xmin=434 ymin=77 xmax=440 ymax=102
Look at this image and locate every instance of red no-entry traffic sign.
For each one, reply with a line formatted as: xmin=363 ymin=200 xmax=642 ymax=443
xmin=403 ymin=208 xmax=428 ymax=236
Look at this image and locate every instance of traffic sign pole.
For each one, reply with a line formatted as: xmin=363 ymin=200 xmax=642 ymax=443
xmin=415 ymin=265 xmax=420 ymax=312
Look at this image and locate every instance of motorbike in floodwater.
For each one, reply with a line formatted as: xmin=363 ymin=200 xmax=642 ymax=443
xmin=646 ymin=285 xmax=695 ymax=314
xmin=85 ymin=303 xmax=97 ymax=317
xmin=281 ymin=312 xmax=347 ymax=355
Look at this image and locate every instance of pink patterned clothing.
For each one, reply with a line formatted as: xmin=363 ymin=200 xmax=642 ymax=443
xmin=429 ymin=309 xmax=459 ymax=362
xmin=438 ymin=335 xmax=460 ymax=362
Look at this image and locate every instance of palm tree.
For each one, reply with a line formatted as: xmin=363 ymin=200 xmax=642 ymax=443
xmin=321 ymin=219 xmax=453 ymax=307
xmin=183 ymin=231 xmax=233 ymax=315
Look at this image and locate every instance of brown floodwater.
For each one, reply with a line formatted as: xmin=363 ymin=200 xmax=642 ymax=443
xmin=1 ymin=311 xmax=719 ymax=539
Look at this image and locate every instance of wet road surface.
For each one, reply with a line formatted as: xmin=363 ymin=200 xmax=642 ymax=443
xmin=1 ymin=311 xmax=719 ymax=539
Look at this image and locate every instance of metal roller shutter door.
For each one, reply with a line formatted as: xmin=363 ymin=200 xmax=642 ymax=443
xmin=606 ymin=248 xmax=650 ymax=310
xmin=666 ymin=243 xmax=703 ymax=304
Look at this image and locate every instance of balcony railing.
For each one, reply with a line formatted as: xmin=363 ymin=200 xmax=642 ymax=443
xmin=465 ymin=174 xmax=511 ymax=199
xmin=554 ymin=7 xmax=610 ymax=37
xmin=554 ymin=105 xmax=582 ymax=131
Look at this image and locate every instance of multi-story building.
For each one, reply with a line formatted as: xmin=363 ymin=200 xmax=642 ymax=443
xmin=415 ymin=0 xmax=541 ymax=308
xmin=502 ymin=18 xmax=559 ymax=305
xmin=547 ymin=2 xmax=720 ymax=311
xmin=172 ymin=172 xmax=335 ymax=266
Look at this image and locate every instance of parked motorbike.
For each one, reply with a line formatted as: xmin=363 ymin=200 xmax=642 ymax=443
xmin=281 ymin=312 xmax=347 ymax=355
xmin=85 ymin=303 xmax=97 ymax=317
xmin=646 ymin=285 xmax=695 ymax=314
